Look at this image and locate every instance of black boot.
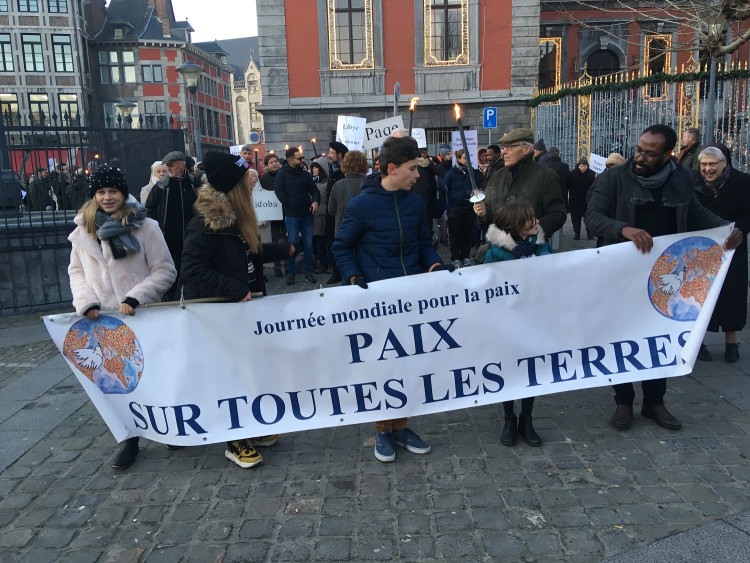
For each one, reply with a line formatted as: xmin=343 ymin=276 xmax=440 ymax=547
xmin=518 ymin=416 xmax=542 ymax=446
xmin=112 ymin=437 xmax=139 ymax=470
xmin=500 ymin=414 xmax=517 ymax=446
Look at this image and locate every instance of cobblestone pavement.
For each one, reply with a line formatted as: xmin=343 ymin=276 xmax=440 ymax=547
xmin=1 ymin=218 xmax=749 ymax=561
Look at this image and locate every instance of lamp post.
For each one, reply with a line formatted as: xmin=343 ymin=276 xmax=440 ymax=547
xmin=176 ymin=61 xmax=204 ymax=161
xmin=115 ymin=100 xmax=137 ymax=129
xmin=704 ymin=17 xmax=726 ymax=145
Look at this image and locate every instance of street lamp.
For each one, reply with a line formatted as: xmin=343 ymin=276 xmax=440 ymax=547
xmin=176 ymin=61 xmax=204 ymax=161
xmin=115 ymin=100 xmax=137 ymax=129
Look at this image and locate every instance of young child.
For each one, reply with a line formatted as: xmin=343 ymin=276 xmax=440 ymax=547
xmin=68 ymin=165 xmax=176 ymax=470
xmin=332 ymin=135 xmax=455 ymax=462
xmin=484 ymin=199 xmax=551 ymax=447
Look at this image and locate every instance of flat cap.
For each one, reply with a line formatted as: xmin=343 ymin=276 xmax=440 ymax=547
xmin=162 ymin=151 xmax=186 ymax=164
xmin=329 ymin=141 xmax=349 ymax=155
xmin=605 ymin=152 xmax=626 ymax=167
xmin=498 ymin=128 xmax=534 ymax=145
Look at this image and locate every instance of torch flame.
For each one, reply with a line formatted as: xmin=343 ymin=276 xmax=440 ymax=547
xmin=298 ymin=145 xmax=303 ymax=153
xmin=410 ymin=97 xmax=419 ymax=111
xmin=284 ymin=144 xmax=289 ymax=150
xmin=311 ymin=137 xmax=316 ymax=144
xmin=454 ymin=104 xmax=461 ymax=120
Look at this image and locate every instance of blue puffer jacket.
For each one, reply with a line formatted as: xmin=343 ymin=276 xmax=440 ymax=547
xmin=332 ymin=173 xmax=442 ymax=283
xmin=444 ymin=164 xmax=483 ymax=210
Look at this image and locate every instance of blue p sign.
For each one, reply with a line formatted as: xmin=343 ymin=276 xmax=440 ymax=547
xmin=483 ymin=107 xmax=497 ymax=129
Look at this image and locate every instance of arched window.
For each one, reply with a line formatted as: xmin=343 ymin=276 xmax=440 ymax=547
xmin=585 ymin=49 xmax=620 ymax=78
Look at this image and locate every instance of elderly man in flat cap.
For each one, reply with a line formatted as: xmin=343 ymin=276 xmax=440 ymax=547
xmin=474 ymin=128 xmax=566 ymax=243
xmin=145 ymin=150 xmax=201 ymax=299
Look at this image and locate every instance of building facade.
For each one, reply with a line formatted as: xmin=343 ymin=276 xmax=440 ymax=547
xmin=0 ymin=0 xmax=100 ymax=127
xmin=257 ymin=0 xmax=541 ymax=156
xmin=88 ymin=0 xmax=234 ymax=155
xmin=232 ymin=57 xmax=264 ymax=147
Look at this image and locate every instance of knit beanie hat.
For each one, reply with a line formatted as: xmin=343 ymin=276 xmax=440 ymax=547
xmin=203 ymin=151 xmax=250 ymax=193
xmin=89 ymin=165 xmax=129 ymax=198
xmin=533 ymin=139 xmax=546 ymax=151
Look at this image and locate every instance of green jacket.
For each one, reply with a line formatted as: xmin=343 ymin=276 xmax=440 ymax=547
xmin=678 ymin=143 xmax=703 ymax=172
xmin=480 ymin=154 xmax=566 ymax=237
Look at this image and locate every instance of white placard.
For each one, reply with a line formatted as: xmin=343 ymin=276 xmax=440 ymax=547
xmin=45 ymin=227 xmax=733 ymax=445
xmin=589 ymin=152 xmax=608 ymax=174
xmin=336 ymin=115 xmax=367 ymax=152
xmin=252 ymin=189 xmax=283 ymax=221
xmin=451 ymin=130 xmax=479 ymax=169
xmin=363 ymin=116 xmax=405 ymax=151
xmin=411 ymin=128 xmax=427 ymax=149
xmin=229 ymin=145 xmax=243 ymax=156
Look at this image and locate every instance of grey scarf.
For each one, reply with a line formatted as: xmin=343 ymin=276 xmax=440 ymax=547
xmin=95 ymin=203 xmax=147 ymax=259
xmin=629 ymin=160 xmax=682 ymax=207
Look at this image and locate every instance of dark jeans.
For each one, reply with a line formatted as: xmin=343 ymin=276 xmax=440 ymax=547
xmin=313 ymin=235 xmax=328 ymax=270
xmin=447 ymin=207 xmax=475 ymax=261
xmin=613 ymin=379 xmax=667 ymax=406
xmin=504 ymin=397 xmax=534 ymax=417
xmin=285 ymin=215 xmax=314 ymax=276
xmin=271 ymin=221 xmax=286 ymax=269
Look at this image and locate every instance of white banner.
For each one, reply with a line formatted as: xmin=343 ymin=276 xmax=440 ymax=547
xmin=452 ymin=130 xmax=479 ymax=169
xmin=589 ymin=152 xmax=608 ymax=174
xmin=336 ymin=115 xmax=367 ymax=152
xmin=45 ymin=227 xmax=734 ymax=445
xmin=363 ymin=116 xmax=404 ymax=151
xmin=252 ymin=189 xmax=283 ymax=221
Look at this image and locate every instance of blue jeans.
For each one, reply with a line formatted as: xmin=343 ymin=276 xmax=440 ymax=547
xmin=285 ymin=215 xmax=314 ymax=275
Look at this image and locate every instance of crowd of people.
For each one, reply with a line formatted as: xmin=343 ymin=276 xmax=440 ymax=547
xmin=64 ymin=123 xmax=749 ymax=471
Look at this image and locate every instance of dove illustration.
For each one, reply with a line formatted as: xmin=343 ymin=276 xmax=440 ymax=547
xmin=73 ymin=345 xmax=103 ymax=369
xmin=657 ymin=267 xmax=686 ymax=295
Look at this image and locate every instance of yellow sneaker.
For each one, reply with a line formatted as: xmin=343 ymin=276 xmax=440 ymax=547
xmin=225 ymin=439 xmax=262 ymax=468
xmin=252 ymin=434 xmax=279 ymax=447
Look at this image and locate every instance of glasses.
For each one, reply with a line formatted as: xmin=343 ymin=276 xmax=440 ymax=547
xmin=699 ymin=161 xmax=722 ymax=168
xmin=501 ymin=143 xmax=526 ymax=150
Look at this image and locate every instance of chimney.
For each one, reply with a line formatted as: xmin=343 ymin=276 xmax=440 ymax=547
xmin=162 ymin=17 xmax=171 ymax=37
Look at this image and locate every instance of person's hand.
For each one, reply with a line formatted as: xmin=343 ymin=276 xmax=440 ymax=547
xmin=350 ymin=275 xmax=368 ymax=289
xmin=288 ymin=243 xmax=296 ymax=257
xmin=85 ymin=308 xmax=100 ymax=320
xmin=621 ymin=226 xmax=653 ymax=253
xmin=240 ymin=291 xmax=253 ymax=302
xmin=119 ymin=303 xmax=135 ymax=316
xmin=724 ymin=227 xmax=743 ymax=251
xmin=311 ymin=202 xmax=319 ymax=214
xmin=430 ymin=263 xmax=456 ymax=272
xmin=473 ymin=201 xmax=486 ymax=219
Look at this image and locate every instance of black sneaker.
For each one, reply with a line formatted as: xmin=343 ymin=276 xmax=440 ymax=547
xmin=305 ymin=273 xmax=317 ymax=284
xmin=112 ymin=438 xmax=139 ymax=470
xmin=286 ymin=275 xmax=295 ymax=285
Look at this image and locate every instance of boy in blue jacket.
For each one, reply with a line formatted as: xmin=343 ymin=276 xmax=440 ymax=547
xmin=332 ymin=135 xmax=455 ymax=462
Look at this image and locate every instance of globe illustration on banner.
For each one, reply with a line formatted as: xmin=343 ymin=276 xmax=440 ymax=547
xmin=647 ymin=236 xmax=725 ymax=321
xmin=62 ymin=316 xmax=144 ymax=394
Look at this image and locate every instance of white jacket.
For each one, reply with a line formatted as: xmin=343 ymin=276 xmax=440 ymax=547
xmin=68 ymin=214 xmax=176 ymax=315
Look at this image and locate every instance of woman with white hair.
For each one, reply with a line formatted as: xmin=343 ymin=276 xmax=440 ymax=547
xmin=140 ymin=161 xmax=168 ymax=203
xmin=695 ymin=144 xmax=750 ymax=363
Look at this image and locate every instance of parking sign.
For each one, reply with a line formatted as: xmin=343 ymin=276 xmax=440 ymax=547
xmin=483 ymin=107 xmax=497 ymax=129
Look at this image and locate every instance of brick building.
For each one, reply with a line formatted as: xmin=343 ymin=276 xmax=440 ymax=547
xmin=88 ymin=0 xmax=234 ymax=155
xmin=257 ymin=0 xmax=541 ymax=156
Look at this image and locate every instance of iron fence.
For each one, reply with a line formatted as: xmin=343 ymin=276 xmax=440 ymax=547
xmin=0 ymin=115 xmax=184 ymax=314
xmin=532 ymin=59 xmax=750 ymax=172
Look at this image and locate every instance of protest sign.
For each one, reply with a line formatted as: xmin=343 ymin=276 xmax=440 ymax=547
xmin=411 ymin=128 xmax=427 ymax=148
xmin=451 ymin=130 xmax=479 ymax=169
xmin=252 ymin=189 xmax=282 ymax=221
xmin=336 ymin=115 xmax=367 ymax=152
xmin=589 ymin=152 xmax=608 ymax=174
xmin=45 ymin=227 xmax=734 ymax=445
xmin=363 ymin=116 xmax=404 ymax=151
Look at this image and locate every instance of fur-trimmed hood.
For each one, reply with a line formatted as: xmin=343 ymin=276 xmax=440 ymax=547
xmin=485 ymin=223 xmax=546 ymax=251
xmin=193 ymin=184 xmax=237 ymax=232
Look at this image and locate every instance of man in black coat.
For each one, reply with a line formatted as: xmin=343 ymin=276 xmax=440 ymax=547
xmin=546 ymin=147 xmax=570 ymax=210
xmin=145 ymin=150 xmax=199 ymax=299
xmin=260 ymin=153 xmax=286 ymax=277
xmin=327 ymin=141 xmax=348 ymax=190
xmin=275 ymin=147 xmax=320 ymax=285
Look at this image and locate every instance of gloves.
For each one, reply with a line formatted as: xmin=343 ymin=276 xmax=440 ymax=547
xmin=432 ymin=263 xmax=456 ymax=273
xmin=351 ymin=275 xmax=368 ymax=289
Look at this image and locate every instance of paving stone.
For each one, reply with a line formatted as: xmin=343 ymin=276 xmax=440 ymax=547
xmin=320 ymin=516 xmax=354 ymax=536
xmin=356 ymin=537 xmax=395 ymax=560
xmin=437 ymin=532 xmax=478 ymax=558
xmin=238 ymin=519 xmax=274 ymax=539
xmin=224 ymin=542 xmax=270 ymax=562
xmin=182 ymin=544 xmax=226 ymax=563
xmin=270 ymin=540 xmax=313 ymax=561
xmin=315 ymin=537 xmax=351 ymax=561
xmin=147 ymin=546 xmax=188 ymax=563
xmin=0 ymin=528 xmax=34 ymax=548
xmin=434 ymin=510 xmax=472 ymax=532
xmin=30 ymin=527 xmax=76 ymax=548
xmin=58 ymin=550 xmax=103 ymax=563
xmin=18 ymin=548 xmax=61 ymax=563
xmin=399 ymin=535 xmax=436 ymax=559
xmin=481 ymin=531 xmax=525 ymax=558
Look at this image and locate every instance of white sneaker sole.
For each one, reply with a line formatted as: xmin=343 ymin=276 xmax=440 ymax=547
xmin=252 ymin=437 xmax=278 ymax=447
xmin=393 ymin=441 xmax=431 ymax=455
xmin=374 ymin=448 xmax=395 ymax=462
xmin=224 ymin=449 xmax=262 ymax=468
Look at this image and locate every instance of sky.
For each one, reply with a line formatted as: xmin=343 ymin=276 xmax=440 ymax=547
xmin=105 ymin=0 xmax=259 ymax=42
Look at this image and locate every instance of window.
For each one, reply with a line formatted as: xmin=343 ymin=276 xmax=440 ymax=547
xmin=22 ymin=34 xmax=44 ymax=72
xmin=0 ymin=93 xmax=18 ymax=125
xmin=59 ymin=94 xmax=78 ymax=124
xmin=142 ymin=64 xmax=163 ymax=83
xmin=29 ymin=93 xmax=49 ymax=125
xmin=0 ymin=33 xmax=12 ymax=72
xmin=425 ymin=0 xmax=468 ymax=65
xmin=103 ymin=101 xmax=140 ymax=128
xmin=143 ymin=100 xmax=166 ymax=127
xmin=643 ymin=34 xmax=672 ymax=100
xmin=538 ymin=37 xmax=561 ymax=91
xmin=52 ymin=35 xmax=73 ymax=72
xmin=327 ymin=0 xmax=374 ymax=69
xmin=225 ymin=113 xmax=233 ymax=142
xmin=17 ymin=0 xmax=39 ymax=11
xmin=48 ymin=0 xmax=67 ymax=12
xmin=99 ymin=51 xmax=119 ymax=83
xmin=122 ymin=51 xmax=136 ymax=83
xmin=0 ymin=1 xmax=8 ymax=12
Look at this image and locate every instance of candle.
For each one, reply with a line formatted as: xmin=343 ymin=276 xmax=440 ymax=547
xmin=408 ymin=97 xmax=419 ymax=137
xmin=454 ymin=104 xmax=483 ymax=202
